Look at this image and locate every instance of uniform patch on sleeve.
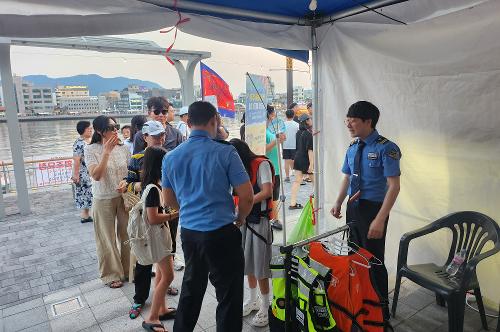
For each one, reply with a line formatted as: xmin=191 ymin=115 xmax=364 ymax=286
xmin=387 ymin=149 xmax=401 ymax=160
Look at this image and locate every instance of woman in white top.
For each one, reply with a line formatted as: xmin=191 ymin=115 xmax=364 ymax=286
xmin=85 ymin=115 xmax=131 ymax=288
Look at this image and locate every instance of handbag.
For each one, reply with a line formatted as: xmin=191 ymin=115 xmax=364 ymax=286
xmin=122 ymin=183 xmax=140 ymax=212
xmin=126 ymin=184 xmax=172 ymax=266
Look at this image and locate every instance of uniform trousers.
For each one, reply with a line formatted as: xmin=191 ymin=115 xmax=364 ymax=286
xmin=92 ymin=196 xmax=130 ymax=284
xmin=174 ymin=223 xmax=244 ymax=332
xmin=346 ymin=199 xmax=390 ymax=316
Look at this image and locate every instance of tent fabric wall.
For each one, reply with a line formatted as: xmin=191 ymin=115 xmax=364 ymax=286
xmin=318 ymin=0 xmax=500 ymax=304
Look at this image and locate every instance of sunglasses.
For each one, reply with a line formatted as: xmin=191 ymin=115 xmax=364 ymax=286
xmin=153 ymin=109 xmax=169 ymax=115
xmin=105 ymin=123 xmax=120 ymax=132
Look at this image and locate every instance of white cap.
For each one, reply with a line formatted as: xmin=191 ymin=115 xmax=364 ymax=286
xmin=179 ymin=106 xmax=189 ymax=116
xmin=142 ymin=120 xmax=164 ymax=136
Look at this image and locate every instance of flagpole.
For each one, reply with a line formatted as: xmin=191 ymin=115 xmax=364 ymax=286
xmin=246 ymin=73 xmax=287 ymax=246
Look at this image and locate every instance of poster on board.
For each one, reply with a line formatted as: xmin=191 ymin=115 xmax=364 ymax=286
xmin=245 ymin=74 xmax=269 ymax=155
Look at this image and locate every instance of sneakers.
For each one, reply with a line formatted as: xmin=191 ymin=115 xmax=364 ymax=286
xmin=270 ymin=219 xmax=283 ymax=230
xmin=173 ymin=257 xmax=185 ymax=271
xmin=251 ymin=308 xmax=269 ymax=327
xmin=80 ymin=217 xmax=93 ymax=223
xmin=243 ymin=299 xmax=260 ymax=317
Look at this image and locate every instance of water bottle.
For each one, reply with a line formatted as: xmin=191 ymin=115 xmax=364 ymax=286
xmin=445 ymin=249 xmax=467 ymax=276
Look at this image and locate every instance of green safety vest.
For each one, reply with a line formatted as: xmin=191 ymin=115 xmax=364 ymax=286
xmin=270 ymin=254 xmax=287 ymax=321
xmin=296 ymin=256 xmax=336 ymax=332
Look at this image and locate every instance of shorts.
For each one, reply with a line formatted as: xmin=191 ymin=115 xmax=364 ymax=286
xmin=282 ymin=149 xmax=296 ymax=160
xmin=273 ymin=175 xmax=280 ymax=202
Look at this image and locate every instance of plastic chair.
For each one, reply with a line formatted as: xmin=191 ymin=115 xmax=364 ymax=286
xmin=391 ymin=211 xmax=500 ymax=332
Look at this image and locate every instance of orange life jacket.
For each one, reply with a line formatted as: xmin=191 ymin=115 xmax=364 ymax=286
xmin=309 ymin=242 xmax=387 ymax=332
xmin=246 ymin=157 xmax=275 ymax=223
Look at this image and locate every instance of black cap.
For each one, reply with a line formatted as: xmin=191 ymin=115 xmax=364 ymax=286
xmin=298 ymin=114 xmax=310 ymax=122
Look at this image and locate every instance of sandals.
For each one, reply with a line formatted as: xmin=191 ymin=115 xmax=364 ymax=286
xmin=251 ymin=309 xmax=269 ymax=327
xmin=289 ymin=203 xmax=303 ymax=210
xmin=80 ymin=217 xmax=93 ymax=223
xmin=108 ymin=280 xmax=123 ymax=288
xmin=129 ymin=303 xmax=143 ymax=319
xmin=142 ymin=321 xmax=167 ymax=332
xmin=243 ymin=299 xmax=260 ymax=317
xmin=159 ymin=307 xmax=177 ymax=320
xmin=167 ymin=286 xmax=178 ymax=296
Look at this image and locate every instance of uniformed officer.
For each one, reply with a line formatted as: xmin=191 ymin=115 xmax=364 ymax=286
xmin=330 ymin=101 xmax=401 ymax=320
xmin=161 ymin=101 xmax=254 ymax=332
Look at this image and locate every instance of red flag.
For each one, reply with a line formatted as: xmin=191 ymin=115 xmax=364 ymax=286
xmin=200 ymin=63 xmax=235 ymax=118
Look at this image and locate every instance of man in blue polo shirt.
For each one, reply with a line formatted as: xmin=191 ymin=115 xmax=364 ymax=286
xmin=330 ymin=101 xmax=401 ymax=320
xmin=162 ymin=101 xmax=254 ymax=332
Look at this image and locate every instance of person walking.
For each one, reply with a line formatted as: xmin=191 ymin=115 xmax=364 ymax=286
xmin=282 ymin=109 xmax=299 ymax=183
xmin=72 ymin=120 xmax=93 ymax=223
xmin=330 ymin=101 xmax=401 ymax=319
xmin=266 ymin=105 xmax=285 ymax=230
xmin=85 ymin=115 xmax=130 ymax=288
xmin=139 ymin=147 xmax=177 ymax=332
xmin=230 ymin=138 xmax=274 ymax=327
xmin=289 ymin=114 xmax=314 ymax=210
xmin=162 ymin=101 xmax=254 ymax=332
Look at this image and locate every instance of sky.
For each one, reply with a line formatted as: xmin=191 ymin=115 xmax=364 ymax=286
xmin=9 ymin=30 xmax=312 ymax=97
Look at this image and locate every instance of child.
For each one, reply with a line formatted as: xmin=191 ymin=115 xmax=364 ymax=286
xmin=230 ymin=138 xmax=273 ymax=327
xmin=140 ymin=147 xmax=177 ymax=332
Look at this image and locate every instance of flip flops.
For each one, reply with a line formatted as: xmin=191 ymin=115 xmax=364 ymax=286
xmin=142 ymin=322 xmax=166 ymax=332
xmin=159 ymin=307 xmax=177 ymax=320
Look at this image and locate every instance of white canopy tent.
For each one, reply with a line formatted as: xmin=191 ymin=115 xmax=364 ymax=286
xmin=0 ymin=0 xmax=499 ymax=305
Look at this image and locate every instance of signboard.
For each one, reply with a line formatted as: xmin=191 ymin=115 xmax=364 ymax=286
xmin=245 ymin=74 xmax=269 ymax=155
xmin=35 ymin=159 xmax=73 ymax=187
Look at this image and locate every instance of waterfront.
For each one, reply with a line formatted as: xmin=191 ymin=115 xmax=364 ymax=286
xmin=0 ymin=116 xmax=242 ymax=162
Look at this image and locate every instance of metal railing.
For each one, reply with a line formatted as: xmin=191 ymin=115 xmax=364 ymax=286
xmin=1 ymin=156 xmax=73 ymax=193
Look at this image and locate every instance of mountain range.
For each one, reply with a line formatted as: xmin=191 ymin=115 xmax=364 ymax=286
xmin=21 ymin=74 xmax=163 ymax=95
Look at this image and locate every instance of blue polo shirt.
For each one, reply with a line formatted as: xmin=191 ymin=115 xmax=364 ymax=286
xmin=342 ymin=130 xmax=401 ymax=202
xmin=161 ymin=130 xmax=249 ymax=231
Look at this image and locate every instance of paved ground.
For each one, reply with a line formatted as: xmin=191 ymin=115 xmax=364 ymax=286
xmin=0 ymin=180 xmax=498 ymax=331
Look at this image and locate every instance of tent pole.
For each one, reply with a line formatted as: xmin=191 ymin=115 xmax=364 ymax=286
xmin=311 ymin=24 xmax=321 ymax=235
xmin=0 ymin=42 xmax=31 ymax=216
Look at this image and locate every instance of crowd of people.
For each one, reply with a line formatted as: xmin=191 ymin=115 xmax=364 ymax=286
xmin=69 ymin=97 xmax=400 ymax=331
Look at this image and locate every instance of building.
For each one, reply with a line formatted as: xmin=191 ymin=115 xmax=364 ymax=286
xmin=304 ymin=89 xmax=312 ymax=102
xmin=59 ymin=96 xmax=99 ymax=113
xmin=12 ymin=76 xmax=56 ymax=114
xmin=55 ymin=85 xmax=89 ymax=100
xmin=99 ymin=91 xmax=120 ymax=111
xmin=293 ymin=86 xmax=305 ymax=103
xmin=117 ymin=89 xmax=144 ymax=111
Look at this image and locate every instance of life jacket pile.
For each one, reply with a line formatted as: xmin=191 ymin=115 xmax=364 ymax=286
xmin=270 ymin=242 xmax=392 ymax=332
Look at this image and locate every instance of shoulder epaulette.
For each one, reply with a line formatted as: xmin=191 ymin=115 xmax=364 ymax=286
xmin=376 ymin=136 xmax=389 ymax=144
xmin=131 ymin=153 xmax=144 ymax=159
xmin=214 ymin=139 xmax=231 ymax=145
xmin=349 ymin=139 xmax=357 ymax=147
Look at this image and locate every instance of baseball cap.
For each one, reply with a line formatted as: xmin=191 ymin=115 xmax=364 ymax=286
xmin=178 ymin=106 xmax=189 ymax=116
xmin=298 ymin=114 xmax=310 ymax=122
xmin=142 ymin=120 xmax=164 ymax=136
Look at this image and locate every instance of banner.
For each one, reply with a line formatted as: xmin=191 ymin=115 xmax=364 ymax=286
xmin=35 ymin=159 xmax=73 ymax=187
xmin=245 ymin=73 xmax=269 ymax=155
xmin=200 ymin=62 xmax=235 ymax=118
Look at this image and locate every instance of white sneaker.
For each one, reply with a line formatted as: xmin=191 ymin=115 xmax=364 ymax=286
xmin=242 ymin=298 xmax=260 ymax=317
xmin=173 ymin=257 xmax=185 ymax=271
xmin=251 ymin=308 xmax=269 ymax=327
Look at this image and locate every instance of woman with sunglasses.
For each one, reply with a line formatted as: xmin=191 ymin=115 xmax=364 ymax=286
xmin=85 ymin=115 xmax=131 ymax=288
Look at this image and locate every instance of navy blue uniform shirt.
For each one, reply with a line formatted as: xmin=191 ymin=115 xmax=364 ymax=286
xmin=342 ymin=129 xmax=401 ymax=202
